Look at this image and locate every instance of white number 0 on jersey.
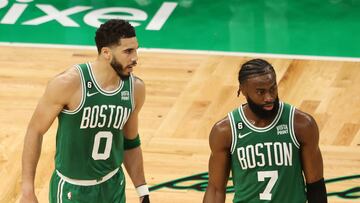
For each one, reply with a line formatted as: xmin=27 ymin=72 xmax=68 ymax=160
xmin=92 ymin=131 xmax=113 ymax=160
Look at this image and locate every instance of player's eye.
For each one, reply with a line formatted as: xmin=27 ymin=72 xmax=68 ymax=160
xmin=256 ymin=90 xmax=265 ymax=95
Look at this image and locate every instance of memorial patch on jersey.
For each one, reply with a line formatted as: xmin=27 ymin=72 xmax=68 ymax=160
xmin=237 ymin=122 xmax=243 ymax=130
xmin=86 ymin=80 xmax=93 ymax=89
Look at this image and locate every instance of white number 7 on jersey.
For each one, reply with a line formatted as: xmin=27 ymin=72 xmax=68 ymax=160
xmin=257 ymin=170 xmax=278 ymax=200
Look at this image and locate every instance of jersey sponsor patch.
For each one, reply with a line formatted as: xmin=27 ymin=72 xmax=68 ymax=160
xmin=121 ymin=91 xmax=130 ymax=100
xmin=276 ymin=124 xmax=289 ymax=135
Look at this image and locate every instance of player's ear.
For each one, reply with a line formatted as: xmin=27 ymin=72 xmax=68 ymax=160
xmin=101 ymin=47 xmax=112 ymax=60
xmin=238 ymin=84 xmax=247 ymax=97
xmin=240 ymin=83 xmax=246 ymax=93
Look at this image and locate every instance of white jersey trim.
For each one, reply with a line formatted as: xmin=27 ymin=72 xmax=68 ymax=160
xmin=289 ymin=106 xmax=300 ymax=148
xmin=87 ymin=62 xmax=124 ymax=96
xmin=61 ymin=65 xmax=85 ymax=114
xmin=130 ymin=74 xmax=135 ymax=111
xmin=239 ymin=102 xmax=284 ymax=132
xmin=56 ymin=168 xmax=119 ymax=186
xmin=228 ymin=112 xmax=237 ymax=154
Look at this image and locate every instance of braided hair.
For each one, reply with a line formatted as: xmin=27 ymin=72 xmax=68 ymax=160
xmin=237 ymin=59 xmax=276 ymax=96
xmin=95 ymin=19 xmax=136 ymax=54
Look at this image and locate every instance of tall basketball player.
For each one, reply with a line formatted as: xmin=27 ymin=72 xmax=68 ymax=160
xmin=203 ymin=59 xmax=327 ymax=203
xmin=20 ymin=20 xmax=150 ymax=203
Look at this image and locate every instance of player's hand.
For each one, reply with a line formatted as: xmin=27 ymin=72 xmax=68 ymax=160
xmin=140 ymin=195 xmax=150 ymax=203
xmin=19 ymin=192 xmax=39 ymax=203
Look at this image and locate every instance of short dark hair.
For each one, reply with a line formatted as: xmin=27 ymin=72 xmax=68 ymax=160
xmin=237 ymin=59 xmax=276 ymax=96
xmin=238 ymin=58 xmax=275 ymax=85
xmin=95 ymin=19 xmax=136 ymax=53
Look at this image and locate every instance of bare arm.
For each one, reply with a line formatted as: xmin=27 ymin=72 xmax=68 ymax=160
xmin=123 ymin=77 xmax=147 ymax=196
xmin=295 ymin=109 xmax=327 ymax=202
xmin=294 ymin=110 xmax=324 ymax=183
xmin=203 ymin=118 xmax=232 ymax=203
xmin=20 ymin=68 xmax=80 ymax=203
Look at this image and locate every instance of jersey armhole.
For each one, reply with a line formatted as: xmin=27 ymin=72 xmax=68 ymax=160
xmin=289 ymin=106 xmax=301 ymax=148
xmin=61 ymin=65 xmax=86 ymax=114
xmin=228 ymin=112 xmax=237 ymax=154
xmin=130 ymin=74 xmax=135 ymax=111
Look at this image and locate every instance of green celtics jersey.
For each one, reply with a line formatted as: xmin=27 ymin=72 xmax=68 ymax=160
xmin=55 ymin=63 xmax=135 ymax=180
xmin=228 ymin=102 xmax=306 ymax=203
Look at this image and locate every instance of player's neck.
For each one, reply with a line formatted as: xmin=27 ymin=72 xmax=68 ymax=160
xmin=90 ymin=60 xmax=120 ymax=90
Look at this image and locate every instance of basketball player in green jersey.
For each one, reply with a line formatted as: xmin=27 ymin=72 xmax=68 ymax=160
xmin=20 ymin=20 xmax=150 ymax=203
xmin=203 ymin=59 xmax=327 ymax=203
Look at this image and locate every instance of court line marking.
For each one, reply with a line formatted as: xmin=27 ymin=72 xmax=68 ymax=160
xmin=1 ymin=42 xmax=360 ymax=62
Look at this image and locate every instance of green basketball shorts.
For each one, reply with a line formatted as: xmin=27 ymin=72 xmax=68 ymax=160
xmin=49 ymin=168 xmax=125 ymax=203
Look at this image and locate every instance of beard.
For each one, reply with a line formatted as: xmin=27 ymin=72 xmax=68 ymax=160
xmin=246 ymin=96 xmax=280 ymax=119
xmin=110 ymin=56 xmax=134 ymax=80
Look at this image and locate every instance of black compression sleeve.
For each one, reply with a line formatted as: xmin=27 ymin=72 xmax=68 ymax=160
xmin=306 ymin=178 xmax=327 ymax=203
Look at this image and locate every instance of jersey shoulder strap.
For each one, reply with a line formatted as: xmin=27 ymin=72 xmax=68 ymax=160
xmin=228 ymin=107 xmax=242 ymax=154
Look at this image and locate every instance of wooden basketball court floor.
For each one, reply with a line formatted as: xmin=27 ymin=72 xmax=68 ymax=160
xmin=0 ymin=45 xmax=359 ymax=203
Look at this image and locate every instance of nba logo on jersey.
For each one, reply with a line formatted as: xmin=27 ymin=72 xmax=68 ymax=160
xmin=121 ymin=91 xmax=130 ymax=100
xmin=67 ymin=192 xmax=72 ymax=200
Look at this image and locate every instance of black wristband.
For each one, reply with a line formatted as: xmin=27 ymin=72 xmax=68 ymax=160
xmin=306 ymin=178 xmax=327 ymax=203
xmin=141 ymin=195 xmax=150 ymax=203
xmin=124 ymin=134 xmax=141 ymax=150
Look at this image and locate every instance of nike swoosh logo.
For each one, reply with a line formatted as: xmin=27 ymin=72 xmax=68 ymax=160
xmin=238 ymin=131 xmax=252 ymax=138
xmin=87 ymin=91 xmax=99 ymax=97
